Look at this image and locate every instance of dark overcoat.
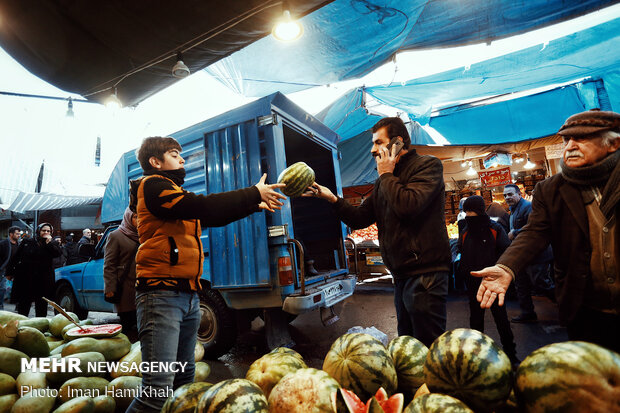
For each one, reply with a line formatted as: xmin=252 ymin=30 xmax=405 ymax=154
xmin=103 ymin=229 xmax=138 ymax=313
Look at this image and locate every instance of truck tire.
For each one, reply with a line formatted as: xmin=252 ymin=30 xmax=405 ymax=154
xmin=198 ymin=289 xmax=236 ymax=359
xmin=55 ymin=283 xmax=89 ymax=320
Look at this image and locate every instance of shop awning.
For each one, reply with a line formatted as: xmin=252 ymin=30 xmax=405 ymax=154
xmin=8 ymin=192 xmax=102 ymax=214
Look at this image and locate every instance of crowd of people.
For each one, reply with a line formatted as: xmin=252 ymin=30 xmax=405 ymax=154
xmin=0 ymin=109 xmax=618 ymax=413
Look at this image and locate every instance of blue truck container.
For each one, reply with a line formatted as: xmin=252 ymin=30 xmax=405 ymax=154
xmin=55 ymin=92 xmax=356 ymax=357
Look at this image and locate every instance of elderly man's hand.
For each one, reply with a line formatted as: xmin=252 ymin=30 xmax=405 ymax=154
xmin=471 ymin=265 xmax=513 ymax=308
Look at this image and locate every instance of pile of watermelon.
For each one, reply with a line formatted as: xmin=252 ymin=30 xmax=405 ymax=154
xmin=0 ymin=310 xmax=210 ymax=413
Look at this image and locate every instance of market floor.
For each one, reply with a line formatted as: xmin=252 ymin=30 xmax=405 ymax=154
xmin=2 ymin=281 xmax=565 ymax=383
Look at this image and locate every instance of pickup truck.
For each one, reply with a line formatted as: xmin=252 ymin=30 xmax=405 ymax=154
xmin=55 ymin=92 xmax=357 ymax=358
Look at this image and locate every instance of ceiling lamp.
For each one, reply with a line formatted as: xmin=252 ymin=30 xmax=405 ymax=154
xmin=172 ymin=52 xmax=190 ymax=78
xmin=66 ymin=97 xmax=74 ymax=117
xmin=272 ymin=6 xmax=303 ymax=42
xmin=105 ymin=88 xmax=122 ymax=109
xmin=466 ymin=163 xmax=477 ymax=176
xmin=524 ymin=156 xmax=536 ymax=169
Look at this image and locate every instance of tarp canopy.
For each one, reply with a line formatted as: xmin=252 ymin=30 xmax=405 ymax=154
xmin=206 ymin=0 xmax=618 ymax=97
xmin=0 ymin=0 xmax=330 ymax=106
xmin=8 ymin=192 xmax=102 ymax=214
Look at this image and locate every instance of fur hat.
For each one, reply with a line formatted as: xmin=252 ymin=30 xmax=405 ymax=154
xmin=463 ymin=196 xmax=487 ymax=216
xmin=558 ymin=109 xmax=620 ymax=137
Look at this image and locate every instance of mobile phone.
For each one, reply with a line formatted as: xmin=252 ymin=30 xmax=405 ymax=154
xmin=386 ymin=137 xmax=404 ymax=156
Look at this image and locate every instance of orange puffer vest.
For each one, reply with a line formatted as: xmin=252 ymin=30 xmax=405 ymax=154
xmin=135 ymin=175 xmax=203 ymax=291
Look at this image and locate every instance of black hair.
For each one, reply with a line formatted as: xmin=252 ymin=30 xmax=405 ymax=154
xmin=371 ymin=117 xmax=411 ymax=148
xmin=503 ymin=184 xmax=521 ymax=194
xmin=8 ymin=226 xmax=21 ymax=235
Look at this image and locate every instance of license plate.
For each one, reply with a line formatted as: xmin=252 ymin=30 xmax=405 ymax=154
xmin=323 ymin=283 xmax=343 ymax=299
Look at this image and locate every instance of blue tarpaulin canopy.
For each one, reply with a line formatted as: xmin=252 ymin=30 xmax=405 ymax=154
xmin=206 ymin=0 xmax=617 ymax=97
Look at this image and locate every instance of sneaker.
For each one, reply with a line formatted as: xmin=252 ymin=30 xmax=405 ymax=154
xmin=511 ymin=313 xmax=538 ymax=323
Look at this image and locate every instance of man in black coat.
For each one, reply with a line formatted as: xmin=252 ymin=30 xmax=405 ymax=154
xmin=305 ymin=117 xmax=451 ymax=347
xmin=0 ymin=226 xmax=22 ymax=309
xmin=474 ymin=109 xmax=620 ymax=353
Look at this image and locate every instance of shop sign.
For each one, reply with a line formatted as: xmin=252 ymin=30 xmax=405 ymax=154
xmin=479 ymin=167 xmax=511 ymax=187
xmin=483 ymin=152 xmax=512 ymax=168
xmin=545 ymin=143 xmax=564 ymax=159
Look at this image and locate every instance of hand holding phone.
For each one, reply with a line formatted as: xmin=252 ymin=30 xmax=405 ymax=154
xmin=386 ymin=137 xmax=404 ymax=157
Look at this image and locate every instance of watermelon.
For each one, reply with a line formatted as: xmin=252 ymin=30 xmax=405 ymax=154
xmin=423 ymin=328 xmax=512 ymax=412
xmin=196 ymin=379 xmax=268 ymax=413
xmin=336 ymin=388 xmax=404 ymax=413
xmin=269 ymin=368 xmax=340 ymax=413
xmin=65 ymin=324 xmax=122 ymax=339
xmin=323 ymin=333 xmax=398 ymax=401
xmin=387 ymin=336 xmax=428 ymax=396
xmin=277 ymin=162 xmax=315 ymax=197
xmin=515 ymin=341 xmax=620 ymax=413
xmin=269 ymin=346 xmax=305 ymax=362
xmin=404 ymin=393 xmax=474 ymax=413
xmin=245 ymin=352 xmax=307 ymax=398
xmin=162 ymin=382 xmax=213 ymax=413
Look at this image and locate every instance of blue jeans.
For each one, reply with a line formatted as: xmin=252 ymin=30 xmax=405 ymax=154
xmin=126 ymin=290 xmax=200 ymax=413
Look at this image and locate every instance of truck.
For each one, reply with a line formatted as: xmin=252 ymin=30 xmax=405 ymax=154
xmin=54 ymin=92 xmax=357 ymax=358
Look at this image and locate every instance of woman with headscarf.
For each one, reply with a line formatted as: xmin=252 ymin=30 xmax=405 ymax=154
xmin=6 ymin=222 xmax=62 ymax=316
xmin=104 ymin=207 xmax=139 ymax=337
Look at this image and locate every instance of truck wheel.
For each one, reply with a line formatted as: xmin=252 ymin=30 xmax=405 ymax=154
xmin=55 ymin=284 xmax=89 ymax=320
xmin=198 ymin=289 xmax=236 ymax=359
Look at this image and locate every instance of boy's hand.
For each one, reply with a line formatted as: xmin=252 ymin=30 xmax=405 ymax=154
xmin=255 ymin=173 xmax=286 ymax=211
xmin=302 ymin=182 xmax=337 ymax=203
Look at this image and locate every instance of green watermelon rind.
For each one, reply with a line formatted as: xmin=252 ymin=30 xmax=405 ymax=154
xmin=65 ymin=324 xmax=122 ymax=339
xmin=196 ymin=378 xmax=268 ymax=413
xmin=323 ymin=333 xmax=398 ymax=401
xmin=515 ymin=341 xmax=620 ymax=413
xmin=423 ymin=328 xmax=513 ymax=412
xmin=277 ymin=162 xmax=315 ymax=197
xmin=388 ymin=335 xmax=428 ymax=394
xmin=404 ymin=393 xmax=475 ymax=413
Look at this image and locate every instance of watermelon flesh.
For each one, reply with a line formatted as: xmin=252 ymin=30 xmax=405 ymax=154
xmin=65 ymin=324 xmax=122 ymax=338
xmin=337 ymin=388 xmax=403 ymax=413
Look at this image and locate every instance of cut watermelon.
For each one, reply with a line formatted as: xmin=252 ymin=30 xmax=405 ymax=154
xmin=336 ymin=388 xmax=403 ymax=413
xmin=65 ymin=324 xmax=122 ymax=339
xmin=378 ymin=393 xmax=403 ymax=413
xmin=339 ymin=388 xmax=366 ymax=413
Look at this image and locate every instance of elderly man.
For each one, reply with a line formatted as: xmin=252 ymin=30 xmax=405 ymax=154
xmin=473 ymin=109 xmax=620 ymax=353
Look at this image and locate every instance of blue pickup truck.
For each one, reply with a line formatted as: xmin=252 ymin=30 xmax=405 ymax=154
xmin=55 ymin=92 xmax=357 ymax=358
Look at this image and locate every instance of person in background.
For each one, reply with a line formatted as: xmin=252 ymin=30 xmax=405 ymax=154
xmin=78 ymin=228 xmax=93 ymax=245
xmin=503 ymin=183 xmax=554 ymax=323
xmin=52 ymin=236 xmax=67 ymax=269
xmin=474 ymin=109 xmax=620 ymax=353
xmin=458 ymin=196 xmax=519 ymax=366
xmin=126 ymin=136 xmax=286 ymax=412
xmin=0 ymin=226 xmax=22 ymax=309
xmin=486 ymin=202 xmax=510 ymax=234
xmin=304 ymin=117 xmax=451 ymax=347
xmin=64 ymin=233 xmax=81 ymax=265
xmin=6 ymin=223 xmax=62 ymax=317
xmin=104 ymin=207 xmax=139 ymax=340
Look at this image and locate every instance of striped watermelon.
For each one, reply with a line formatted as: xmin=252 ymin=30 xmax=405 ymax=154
xmin=161 ymin=382 xmax=212 ymax=413
xmin=277 ymin=162 xmax=315 ymax=197
xmin=515 ymin=341 xmax=620 ymax=413
xmin=195 ymin=379 xmax=268 ymax=413
xmin=404 ymin=393 xmax=474 ymax=413
xmin=268 ymin=367 xmax=340 ymax=413
xmin=388 ymin=336 xmax=428 ymax=396
xmin=269 ymin=347 xmax=305 ymax=363
xmin=323 ymin=333 xmax=398 ymax=401
xmin=423 ymin=329 xmax=512 ymax=412
xmin=246 ymin=352 xmax=307 ymax=398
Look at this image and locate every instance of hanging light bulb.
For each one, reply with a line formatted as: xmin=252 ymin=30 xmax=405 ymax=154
xmin=524 ymin=156 xmax=536 ymax=169
xmin=461 ymin=160 xmax=468 ymax=167
xmin=66 ymin=97 xmax=74 ymax=117
xmin=106 ymin=88 xmax=122 ymax=109
xmin=172 ymin=51 xmax=190 ymax=78
xmin=272 ymin=5 xmax=303 ymax=42
xmin=466 ymin=165 xmax=477 ymax=176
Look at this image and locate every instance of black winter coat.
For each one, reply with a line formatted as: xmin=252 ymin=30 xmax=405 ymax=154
xmin=333 ymin=150 xmax=451 ymax=277
xmin=7 ymin=238 xmax=61 ymax=303
xmin=457 ymin=215 xmax=510 ymax=276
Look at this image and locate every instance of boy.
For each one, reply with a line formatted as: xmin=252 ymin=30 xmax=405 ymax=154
xmin=126 ymin=136 xmax=286 ymax=412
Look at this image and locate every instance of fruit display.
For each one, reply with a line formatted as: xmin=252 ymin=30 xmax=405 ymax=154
xmin=277 ymin=161 xmax=316 ymax=197
xmin=3 ymin=307 xmax=620 ymax=413
xmin=424 ymin=329 xmax=513 ymax=412
xmin=349 ymin=223 xmax=379 ymax=242
xmin=446 ymin=222 xmax=459 ymax=239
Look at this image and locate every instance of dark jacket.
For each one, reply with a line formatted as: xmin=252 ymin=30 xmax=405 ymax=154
xmin=0 ymin=239 xmax=19 ymax=276
xmin=333 ymin=150 xmax=451 ymax=277
xmin=6 ymin=238 xmax=62 ymax=303
xmin=497 ymin=164 xmax=620 ymax=323
xmin=64 ymin=241 xmax=82 ymax=265
xmin=458 ymin=215 xmax=510 ymax=276
xmin=103 ymin=229 xmax=138 ymax=313
xmin=510 ymin=197 xmax=553 ymax=264
xmin=78 ymin=236 xmax=92 ymax=245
